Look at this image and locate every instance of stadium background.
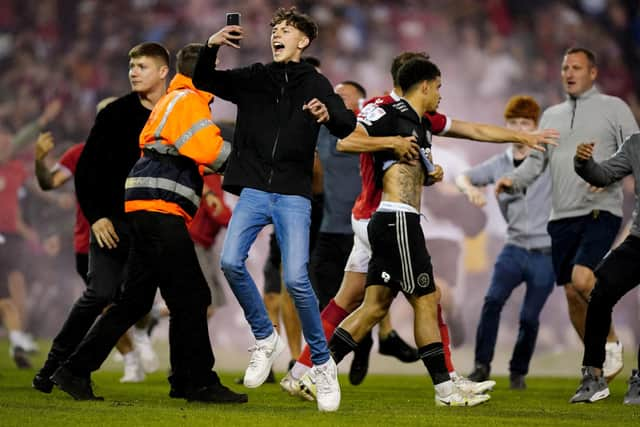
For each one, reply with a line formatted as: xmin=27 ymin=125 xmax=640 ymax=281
xmin=1 ymin=0 xmax=639 ymax=375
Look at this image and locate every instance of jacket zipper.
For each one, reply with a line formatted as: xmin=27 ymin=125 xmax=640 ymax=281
xmin=570 ymin=97 xmax=577 ymax=130
xmin=268 ymin=70 xmax=288 ymax=186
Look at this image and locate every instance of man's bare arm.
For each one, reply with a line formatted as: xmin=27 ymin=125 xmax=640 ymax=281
xmin=337 ymin=124 xmax=420 ymax=161
xmin=445 ymin=120 xmax=558 ymax=152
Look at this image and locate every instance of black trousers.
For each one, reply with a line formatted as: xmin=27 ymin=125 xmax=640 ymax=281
xmin=309 ymin=232 xmax=354 ymax=310
xmin=583 ymin=234 xmax=640 ymax=368
xmin=66 ymin=211 xmax=216 ymax=388
xmin=42 ymin=217 xmax=131 ymax=373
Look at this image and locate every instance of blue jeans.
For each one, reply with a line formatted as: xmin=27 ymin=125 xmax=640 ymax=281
xmin=220 ymin=188 xmax=329 ymax=365
xmin=474 ymin=244 xmax=555 ymax=375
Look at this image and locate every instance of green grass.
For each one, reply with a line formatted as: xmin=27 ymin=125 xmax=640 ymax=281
xmin=1 ymin=342 xmax=639 ymax=426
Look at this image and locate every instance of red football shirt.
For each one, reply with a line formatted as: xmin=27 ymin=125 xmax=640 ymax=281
xmin=188 ymin=174 xmax=232 ymax=249
xmin=0 ymin=159 xmax=28 ymax=233
xmin=58 ymin=143 xmax=90 ymax=254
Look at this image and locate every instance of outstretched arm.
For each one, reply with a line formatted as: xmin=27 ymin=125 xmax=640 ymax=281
xmin=445 ymin=120 xmax=558 ymax=152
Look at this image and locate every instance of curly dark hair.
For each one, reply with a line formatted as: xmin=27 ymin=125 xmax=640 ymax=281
xmin=270 ymin=7 xmax=318 ymax=44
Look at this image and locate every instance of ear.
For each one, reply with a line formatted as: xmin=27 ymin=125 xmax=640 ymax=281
xmin=159 ymin=65 xmax=170 ymax=79
xmin=421 ymin=80 xmax=430 ymax=94
xmin=590 ymin=66 xmax=598 ymax=81
xmin=298 ymin=36 xmax=310 ymax=51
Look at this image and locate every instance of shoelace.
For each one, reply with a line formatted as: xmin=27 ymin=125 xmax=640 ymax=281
xmin=312 ymin=366 xmax=332 ymax=393
xmin=247 ymin=344 xmax=272 ymax=368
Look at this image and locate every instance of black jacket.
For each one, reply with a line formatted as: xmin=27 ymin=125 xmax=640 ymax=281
xmin=75 ymin=92 xmax=151 ymax=225
xmin=193 ymin=45 xmax=356 ymax=198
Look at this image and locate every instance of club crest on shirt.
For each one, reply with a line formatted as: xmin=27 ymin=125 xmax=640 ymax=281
xmin=358 ymin=103 xmax=386 ymax=126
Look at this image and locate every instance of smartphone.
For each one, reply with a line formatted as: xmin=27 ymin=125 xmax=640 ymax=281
xmin=226 ymin=12 xmax=241 ymax=46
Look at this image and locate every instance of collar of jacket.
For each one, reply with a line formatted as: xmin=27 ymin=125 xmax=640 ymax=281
xmin=566 ymin=85 xmax=599 ymax=102
xmin=168 ymin=73 xmax=214 ymax=104
xmin=265 ymin=60 xmax=316 ymax=86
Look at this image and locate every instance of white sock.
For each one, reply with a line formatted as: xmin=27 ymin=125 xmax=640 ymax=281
xmin=291 ymin=362 xmax=309 ymax=379
xmin=123 ymin=351 xmax=138 ymax=364
xmin=8 ymin=330 xmax=21 ymax=348
xmin=434 ymin=380 xmax=454 ymax=396
xmin=256 ymin=331 xmax=277 ymax=346
xmin=449 ymin=371 xmax=458 ymax=380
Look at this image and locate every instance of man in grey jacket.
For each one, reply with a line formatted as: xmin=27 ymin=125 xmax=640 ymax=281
xmin=495 ymin=47 xmax=639 ymax=381
xmin=457 ymin=95 xmax=554 ymax=390
xmin=570 ymin=135 xmax=640 ymax=404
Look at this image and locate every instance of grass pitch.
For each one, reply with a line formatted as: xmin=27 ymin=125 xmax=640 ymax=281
xmin=1 ymin=342 xmax=639 ymax=426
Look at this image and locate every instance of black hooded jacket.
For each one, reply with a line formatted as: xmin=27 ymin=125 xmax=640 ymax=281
xmin=193 ymin=44 xmax=356 ymax=198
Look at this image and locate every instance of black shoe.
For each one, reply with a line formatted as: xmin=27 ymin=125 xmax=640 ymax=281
xmin=349 ymin=332 xmax=373 ymax=385
xmin=509 ymin=373 xmax=527 ymax=390
xmin=11 ymin=346 xmax=32 ymax=369
xmin=468 ymin=363 xmax=490 ymax=382
xmin=235 ymin=368 xmax=275 ymax=384
xmin=187 ymin=382 xmax=248 ymax=403
xmin=50 ymin=366 xmax=103 ymax=401
xmin=33 ymin=360 xmax=59 ymax=393
xmin=33 ymin=372 xmax=54 ymax=393
xmin=169 ymin=386 xmax=186 ymax=399
xmin=378 ymin=330 xmax=419 ymax=363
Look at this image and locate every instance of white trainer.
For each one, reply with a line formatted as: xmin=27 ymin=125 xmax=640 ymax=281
xmin=451 ymin=373 xmax=496 ymax=395
xmin=243 ymin=333 xmax=285 ymax=388
xmin=435 ymin=381 xmax=490 ymax=407
xmin=280 ymin=371 xmax=309 ymax=400
xmin=120 ymin=351 xmax=145 ymax=383
xmin=603 ymin=341 xmax=623 ymax=382
xmin=297 ymin=371 xmax=317 ymax=402
xmin=312 ymin=357 xmax=340 ymax=412
xmin=132 ymin=329 xmax=159 ymax=373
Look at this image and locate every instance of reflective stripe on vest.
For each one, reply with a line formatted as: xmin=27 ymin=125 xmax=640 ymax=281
xmin=125 ymin=176 xmax=201 ymax=208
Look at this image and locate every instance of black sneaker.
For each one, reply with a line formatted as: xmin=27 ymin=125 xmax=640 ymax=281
xmin=234 ymin=368 xmax=275 ymax=385
xmin=509 ymin=373 xmax=527 ymax=390
xmin=11 ymin=346 xmax=32 ymax=369
xmin=468 ymin=363 xmax=490 ymax=382
xmin=349 ymin=331 xmax=373 ymax=385
xmin=33 ymin=360 xmax=59 ymax=393
xmin=50 ymin=366 xmax=103 ymax=401
xmin=187 ymin=383 xmax=248 ymax=403
xmin=33 ymin=373 xmax=54 ymax=393
xmin=378 ymin=330 xmax=419 ymax=363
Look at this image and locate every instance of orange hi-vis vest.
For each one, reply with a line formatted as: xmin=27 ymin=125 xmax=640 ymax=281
xmin=124 ymin=73 xmax=231 ymax=221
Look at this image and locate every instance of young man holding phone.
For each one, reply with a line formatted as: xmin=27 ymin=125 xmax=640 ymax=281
xmin=193 ymin=7 xmax=356 ymax=412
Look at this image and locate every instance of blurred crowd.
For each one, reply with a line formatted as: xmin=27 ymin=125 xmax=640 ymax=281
xmin=1 ymin=0 xmax=639 ymax=348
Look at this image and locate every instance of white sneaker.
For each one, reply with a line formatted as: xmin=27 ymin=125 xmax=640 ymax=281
xmin=243 ymin=333 xmax=285 ymax=388
xmin=451 ymin=373 xmax=496 ymax=395
xmin=297 ymin=371 xmax=317 ymax=402
xmin=312 ymin=357 xmax=340 ymax=412
xmin=435 ymin=381 xmax=490 ymax=407
xmin=280 ymin=371 xmax=309 ymax=400
xmin=10 ymin=331 xmax=39 ymax=354
xmin=132 ymin=329 xmax=159 ymax=373
xmin=603 ymin=341 xmax=623 ymax=382
xmin=120 ymin=352 xmax=145 ymax=383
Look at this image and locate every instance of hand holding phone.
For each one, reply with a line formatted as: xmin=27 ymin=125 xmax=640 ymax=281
xmin=226 ymin=12 xmax=241 ymax=47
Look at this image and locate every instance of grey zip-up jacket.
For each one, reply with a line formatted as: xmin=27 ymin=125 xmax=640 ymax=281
xmin=465 ymin=149 xmax=551 ymax=249
xmin=505 ymin=86 xmax=638 ymax=221
xmin=575 ymin=133 xmax=640 ymax=237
